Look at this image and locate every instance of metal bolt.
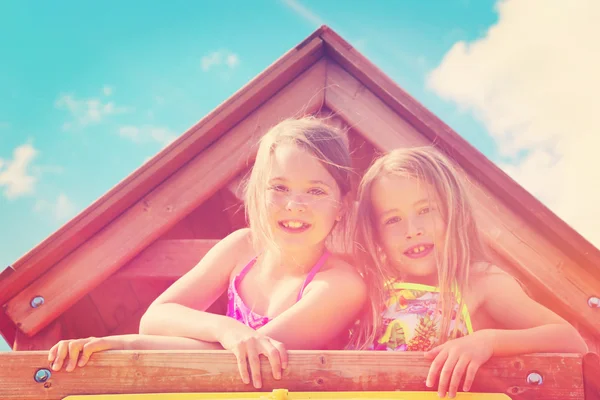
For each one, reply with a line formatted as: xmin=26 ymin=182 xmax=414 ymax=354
xmin=526 ymin=372 xmax=543 ymax=385
xmin=34 ymin=369 xmax=51 ymax=383
xmin=30 ymin=296 xmax=45 ymax=308
xmin=588 ymin=296 xmax=600 ymax=308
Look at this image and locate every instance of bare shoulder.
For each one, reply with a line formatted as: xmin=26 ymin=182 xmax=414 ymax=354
xmin=206 ymin=228 xmax=254 ymax=268
xmin=469 ymin=261 xmax=524 ymax=297
xmin=316 ymin=253 xmax=367 ymax=291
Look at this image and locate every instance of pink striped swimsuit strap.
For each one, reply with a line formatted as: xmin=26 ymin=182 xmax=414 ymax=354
xmin=296 ymin=250 xmax=330 ymax=301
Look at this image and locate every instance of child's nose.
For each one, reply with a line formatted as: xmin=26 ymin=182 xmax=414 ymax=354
xmin=405 ymin=219 xmax=423 ymax=239
xmin=286 ymin=195 xmax=307 ymax=212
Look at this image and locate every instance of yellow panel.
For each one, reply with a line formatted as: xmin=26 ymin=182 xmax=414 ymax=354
xmin=63 ymin=389 xmax=511 ymax=400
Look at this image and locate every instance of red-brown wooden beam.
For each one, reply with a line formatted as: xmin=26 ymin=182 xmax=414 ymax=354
xmin=115 ymin=239 xmax=218 ymax=280
xmin=0 ymin=351 xmax=587 ymax=400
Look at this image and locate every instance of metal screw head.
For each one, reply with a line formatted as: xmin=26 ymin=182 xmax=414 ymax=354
xmin=34 ymin=369 xmax=51 ymax=383
xmin=526 ymin=372 xmax=543 ymax=385
xmin=30 ymin=296 xmax=45 ymax=308
xmin=589 ymin=296 xmax=600 ymax=308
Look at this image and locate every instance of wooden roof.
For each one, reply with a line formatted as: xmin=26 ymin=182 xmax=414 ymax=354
xmin=1 ymin=25 xmax=599 ymax=345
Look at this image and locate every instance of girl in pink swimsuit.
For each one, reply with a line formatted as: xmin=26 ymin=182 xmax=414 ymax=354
xmin=48 ymin=117 xmax=367 ymax=390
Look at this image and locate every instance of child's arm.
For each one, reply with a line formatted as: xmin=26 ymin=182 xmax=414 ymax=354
xmin=426 ymin=267 xmax=588 ymax=398
xmin=137 ymin=228 xmax=288 ymax=388
xmin=255 ymin=259 xmax=367 ymax=350
xmin=48 ymin=334 xmax=222 ymax=372
xmin=138 ymin=228 xmax=248 ymax=341
xmin=471 ymin=268 xmax=588 ymax=354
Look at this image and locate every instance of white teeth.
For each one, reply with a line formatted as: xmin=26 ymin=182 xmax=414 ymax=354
xmin=410 ymin=246 xmax=427 ymax=254
xmin=283 ymin=221 xmax=304 ymax=228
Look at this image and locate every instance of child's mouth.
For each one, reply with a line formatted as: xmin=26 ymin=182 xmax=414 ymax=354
xmin=278 ymin=220 xmax=311 ymax=233
xmin=403 ymin=244 xmax=434 ymax=259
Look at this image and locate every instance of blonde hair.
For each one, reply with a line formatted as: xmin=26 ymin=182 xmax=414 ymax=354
xmin=244 ymin=117 xmax=353 ymax=256
xmin=350 ymin=146 xmax=487 ymax=349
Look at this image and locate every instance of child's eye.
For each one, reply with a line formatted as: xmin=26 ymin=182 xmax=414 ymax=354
xmin=308 ymin=188 xmax=327 ymax=196
xmin=384 ymin=216 xmax=401 ymax=225
xmin=419 ymin=206 xmax=431 ymax=215
xmin=269 ymin=185 xmax=288 ymax=192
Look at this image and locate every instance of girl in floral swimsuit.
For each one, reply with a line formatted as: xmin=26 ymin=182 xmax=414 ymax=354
xmin=352 ymin=146 xmax=587 ymax=398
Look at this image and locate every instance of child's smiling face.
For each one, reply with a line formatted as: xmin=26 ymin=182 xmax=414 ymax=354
xmin=265 ymin=143 xmax=343 ymax=251
xmin=371 ymin=173 xmax=446 ymax=282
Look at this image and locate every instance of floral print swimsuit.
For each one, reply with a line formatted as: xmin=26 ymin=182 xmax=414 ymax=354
xmin=369 ymin=281 xmax=473 ymax=351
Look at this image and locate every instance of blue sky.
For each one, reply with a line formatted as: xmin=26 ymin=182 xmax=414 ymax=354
xmin=2 ymin=0 xmax=597 ymax=351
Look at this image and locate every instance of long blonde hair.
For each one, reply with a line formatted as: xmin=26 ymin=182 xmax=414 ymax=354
xmin=350 ymin=146 xmax=487 ymax=349
xmin=244 ymin=117 xmax=354 ymax=257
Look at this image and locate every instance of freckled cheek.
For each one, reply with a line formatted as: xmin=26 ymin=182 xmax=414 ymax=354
xmin=265 ymin=193 xmax=285 ymax=210
xmin=379 ymin=227 xmax=403 ymax=256
xmin=313 ymin=200 xmax=338 ymax=220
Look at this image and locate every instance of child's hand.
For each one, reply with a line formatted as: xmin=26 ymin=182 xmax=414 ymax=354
xmin=219 ymin=324 xmax=288 ymax=389
xmin=48 ymin=336 xmax=127 ymax=372
xmin=424 ymin=330 xmax=495 ymax=398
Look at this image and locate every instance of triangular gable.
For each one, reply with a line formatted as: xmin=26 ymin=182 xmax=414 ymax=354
xmin=1 ymin=26 xmax=598 ymax=345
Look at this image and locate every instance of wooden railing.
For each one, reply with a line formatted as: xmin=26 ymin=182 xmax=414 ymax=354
xmin=0 ymin=351 xmax=598 ymax=399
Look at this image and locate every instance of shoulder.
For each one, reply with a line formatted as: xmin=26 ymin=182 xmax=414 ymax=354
xmin=201 ymin=228 xmax=254 ymax=270
xmin=315 ymin=253 xmax=367 ymax=294
xmin=468 ymin=262 xmax=526 ymax=299
xmin=216 ymin=228 xmax=254 ymax=254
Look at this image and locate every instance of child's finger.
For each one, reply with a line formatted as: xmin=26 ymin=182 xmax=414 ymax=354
xmin=48 ymin=343 xmax=59 ymax=363
xmin=463 ymin=361 xmax=481 ymax=392
xmin=52 ymin=341 xmax=69 ymax=371
xmin=426 ymin=349 xmax=448 ymax=388
xmin=262 ymin=341 xmax=282 ymax=380
xmin=246 ymin=342 xmax=262 ymax=389
xmin=78 ymin=340 xmax=101 ymax=367
xmin=233 ymin=346 xmax=250 ymax=385
xmin=437 ymin=353 xmax=459 ymax=398
xmin=273 ymin=340 xmax=288 ymax=370
xmin=424 ymin=345 xmax=443 ymax=360
xmin=65 ymin=340 xmax=84 ymax=372
xmin=448 ymin=357 xmax=469 ymax=398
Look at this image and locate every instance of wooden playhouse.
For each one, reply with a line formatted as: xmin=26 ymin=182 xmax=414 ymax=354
xmin=0 ymin=26 xmax=598 ymax=400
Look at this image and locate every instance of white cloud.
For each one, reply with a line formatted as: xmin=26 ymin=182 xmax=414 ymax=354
xmin=226 ymin=53 xmax=240 ymax=69
xmin=0 ymin=143 xmax=38 ymax=199
xmin=281 ymin=0 xmax=324 ymax=26
xmin=34 ymin=193 xmax=77 ymax=222
xmin=201 ymin=50 xmax=240 ymax=72
xmin=119 ymin=125 xmax=177 ymax=147
xmin=55 ymin=89 xmax=129 ymax=130
xmin=427 ymin=0 xmax=600 ymax=247
xmin=103 ymin=85 xmax=113 ymax=96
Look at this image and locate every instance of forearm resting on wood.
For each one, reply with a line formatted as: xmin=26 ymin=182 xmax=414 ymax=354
xmin=125 ymin=334 xmax=223 ymax=350
xmin=139 ymin=303 xmax=238 ymax=343
xmin=487 ymin=324 xmax=588 ymax=356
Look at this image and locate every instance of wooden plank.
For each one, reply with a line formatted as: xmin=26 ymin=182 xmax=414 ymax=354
xmin=115 ymin=240 xmax=218 ymax=281
xmin=0 ymin=351 xmax=584 ymax=400
xmin=324 ymin=61 xmax=600 ymax=335
xmin=0 ymin=305 xmax=16 ymax=349
xmin=89 ymin=279 xmax=140 ymax=333
xmin=319 ymin=26 xmax=600 ymax=284
xmin=583 ymin=352 xmax=600 ymax=400
xmin=159 ymin=217 xmax=197 ymax=240
xmin=0 ymin=32 xmax=325 ymax=307
xmin=5 ymin=59 xmax=328 ymax=337
xmin=13 ymin=320 xmax=63 ymax=351
xmin=185 ymin=193 xmax=236 ymax=239
xmin=61 ymin=295 xmax=109 ymax=340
